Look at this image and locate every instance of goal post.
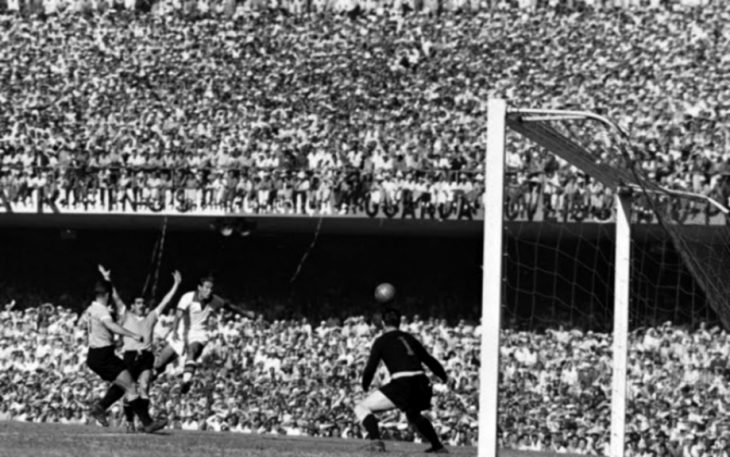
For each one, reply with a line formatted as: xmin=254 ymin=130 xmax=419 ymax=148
xmin=479 ymin=99 xmax=507 ymax=457
xmin=479 ymin=98 xmax=730 ymax=457
xmin=479 ymin=99 xmax=632 ymax=457
xmin=610 ymin=192 xmax=631 ymax=457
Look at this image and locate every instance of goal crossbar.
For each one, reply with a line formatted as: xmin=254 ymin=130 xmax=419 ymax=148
xmin=506 ymin=113 xmax=637 ymax=190
xmin=506 ymin=111 xmax=729 ymax=214
xmin=481 ymin=100 xmax=728 ymax=457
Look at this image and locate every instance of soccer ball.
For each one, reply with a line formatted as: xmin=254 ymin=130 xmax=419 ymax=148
xmin=374 ymin=283 xmax=396 ymax=304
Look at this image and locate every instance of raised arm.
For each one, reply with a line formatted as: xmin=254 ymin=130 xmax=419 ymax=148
xmin=153 ymin=271 xmax=182 ymax=317
xmin=221 ymin=298 xmax=256 ymax=319
xmin=98 ymin=264 xmax=127 ymax=320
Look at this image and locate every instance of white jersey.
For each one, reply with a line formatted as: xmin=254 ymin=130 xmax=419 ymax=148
xmin=82 ymin=301 xmax=115 ymax=349
xmin=174 ymin=292 xmax=222 ymax=343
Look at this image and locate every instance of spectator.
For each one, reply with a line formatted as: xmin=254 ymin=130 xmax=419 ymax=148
xmin=1 ymin=302 xmax=730 ymax=454
xmin=0 ymin=3 xmax=727 ymax=223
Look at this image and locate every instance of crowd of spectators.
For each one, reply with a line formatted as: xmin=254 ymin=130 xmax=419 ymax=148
xmin=2 ymin=300 xmax=730 ymax=456
xmin=0 ymin=166 xmax=486 ymax=219
xmin=0 ymin=1 xmax=729 ymax=222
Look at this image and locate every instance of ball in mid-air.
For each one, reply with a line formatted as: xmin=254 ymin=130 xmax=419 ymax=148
xmin=374 ymin=283 xmax=396 ymax=304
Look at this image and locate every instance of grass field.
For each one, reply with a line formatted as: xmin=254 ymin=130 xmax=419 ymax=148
xmin=0 ymin=421 xmax=481 ymax=457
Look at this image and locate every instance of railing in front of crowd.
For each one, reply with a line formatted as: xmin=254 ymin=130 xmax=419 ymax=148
xmin=0 ymin=165 xmax=728 ymax=224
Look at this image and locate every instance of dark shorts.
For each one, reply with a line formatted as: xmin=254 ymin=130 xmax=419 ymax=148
xmin=186 ymin=341 xmax=205 ymax=363
xmin=86 ymin=346 xmax=127 ymax=382
xmin=380 ymin=374 xmax=432 ymax=412
xmin=123 ymin=350 xmax=155 ymax=379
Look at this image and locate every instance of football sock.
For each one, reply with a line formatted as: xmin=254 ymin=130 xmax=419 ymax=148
xmin=130 ymin=398 xmax=152 ymax=427
xmin=123 ymin=400 xmax=135 ymax=423
xmin=408 ymin=413 xmax=442 ymax=448
xmin=99 ymin=385 xmax=125 ymax=410
xmin=362 ymin=414 xmax=380 ymax=440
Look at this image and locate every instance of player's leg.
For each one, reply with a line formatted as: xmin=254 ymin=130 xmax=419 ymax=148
xmin=87 ymin=347 xmax=129 ymax=427
xmin=354 ymin=390 xmax=395 ymax=452
xmin=152 ymin=343 xmax=179 ymax=379
xmin=138 ymin=370 xmax=152 ymax=399
xmin=405 ymin=377 xmax=447 ymax=453
xmin=123 ymin=369 xmax=153 ymax=433
xmin=405 ymin=409 xmax=447 ymax=453
xmin=90 ymin=384 xmax=124 ymax=427
xmin=180 ymin=341 xmax=205 ymax=394
xmin=114 ymin=369 xmax=166 ymax=433
xmin=121 ymin=351 xmax=139 ymax=432
xmin=90 ymin=372 xmax=138 ymax=428
xmin=136 ymin=350 xmax=156 ymax=430
xmin=122 ymin=399 xmax=136 ymax=433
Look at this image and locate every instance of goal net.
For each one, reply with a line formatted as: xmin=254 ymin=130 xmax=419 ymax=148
xmin=479 ymin=100 xmax=728 ymax=457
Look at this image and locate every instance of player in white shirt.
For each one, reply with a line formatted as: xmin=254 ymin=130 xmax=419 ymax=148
xmin=152 ymin=275 xmax=255 ymax=394
xmin=100 ymin=266 xmax=181 ymax=432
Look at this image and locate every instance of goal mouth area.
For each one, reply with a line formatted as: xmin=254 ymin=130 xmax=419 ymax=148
xmin=481 ymin=100 xmax=729 ymax=457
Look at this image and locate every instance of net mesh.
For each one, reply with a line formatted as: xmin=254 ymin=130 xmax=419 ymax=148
xmin=496 ymin=113 xmax=723 ymax=451
xmin=502 ymin=221 xmax=717 ymax=331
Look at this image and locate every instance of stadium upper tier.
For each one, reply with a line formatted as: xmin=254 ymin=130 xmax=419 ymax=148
xmin=0 ymin=5 xmax=728 ymax=221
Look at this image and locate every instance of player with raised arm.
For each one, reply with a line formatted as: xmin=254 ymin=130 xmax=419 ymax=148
xmin=99 ymin=265 xmax=181 ymax=432
xmin=79 ymin=278 xmax=167 ymax=433
xmin=354 ymin=304 xmax=449 ymax=454
xmin=152 ymin=274 xmax=255 ymax=394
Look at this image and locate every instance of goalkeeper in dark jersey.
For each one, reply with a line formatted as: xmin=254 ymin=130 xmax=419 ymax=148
xmin=354 ymin=306 xmax=449 ymax=454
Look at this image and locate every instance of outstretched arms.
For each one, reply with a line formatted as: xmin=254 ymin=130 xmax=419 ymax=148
xmin=152 ymin=270 xmax=182 ymax=317
xmin=97 ymin=264 xmax=127 ymax=320
xmin=222 ymin=299 xmax=256 ymax=320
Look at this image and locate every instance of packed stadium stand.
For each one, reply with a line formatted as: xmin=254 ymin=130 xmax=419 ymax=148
xmin=1 ymin=0 xmax=729 ymax=456
xmin=1 ymin=304 xmax=729 ymax=455
xmin=0 ymin=0 xmax=728 ymax=222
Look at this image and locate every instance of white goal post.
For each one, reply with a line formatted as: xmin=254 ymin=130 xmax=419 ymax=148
xmin=478 ymin=99 xmax=730 ymax=457
xmin=480 ymin=98 xmax=632 ymax=457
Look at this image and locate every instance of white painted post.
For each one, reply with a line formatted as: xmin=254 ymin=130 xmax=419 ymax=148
xmin=479 ymin=99 xmax=506 ymax=457
xmin=610 ymin=192 xmax=631 ymax=457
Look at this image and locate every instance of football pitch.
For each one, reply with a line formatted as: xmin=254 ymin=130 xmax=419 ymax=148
xmin=0 ymin=421 xmax=585 ymax=457
xmin=0 ymin=421 xmax=483 ymax=457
